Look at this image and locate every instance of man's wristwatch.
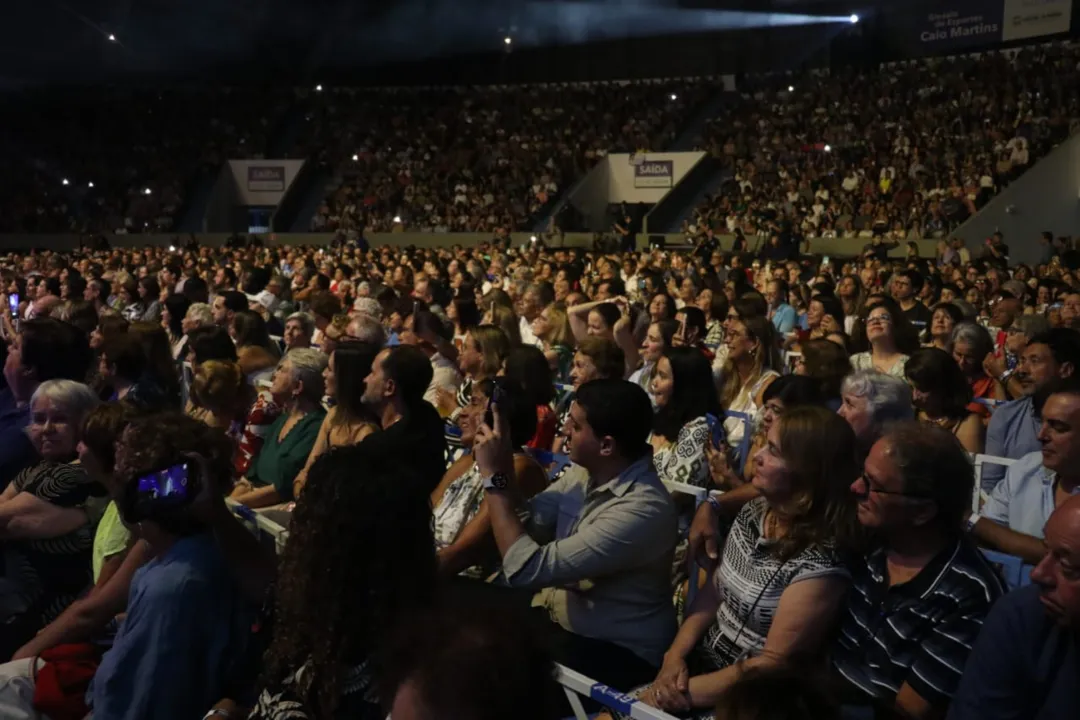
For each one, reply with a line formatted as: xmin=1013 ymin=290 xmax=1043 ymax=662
xmin=482 ymin=472 xmax=510 ymax=492
xmin=965 ymin=512 xmax=981 ymax=534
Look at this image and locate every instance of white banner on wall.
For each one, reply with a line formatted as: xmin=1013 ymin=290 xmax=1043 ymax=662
xmin=1002 ymin=0 xmax=1073 ymax=41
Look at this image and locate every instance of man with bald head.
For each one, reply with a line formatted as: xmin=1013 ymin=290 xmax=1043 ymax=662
xmin=948 ymin=495 xmax=1080 ymax=720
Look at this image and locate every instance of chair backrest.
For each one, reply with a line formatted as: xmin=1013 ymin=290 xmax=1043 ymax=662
xmin=555 ymin=663 xmax=681 ymax=720
xmin=228 ymin=498 xmax=290 ymax=555
xmin=980 ymin=548 xmax=1034 ymax=591
xmin=969 ymin=454 xmax=1017 ymax=513
xmin=724 ymin=410 xmax=753 ymax=474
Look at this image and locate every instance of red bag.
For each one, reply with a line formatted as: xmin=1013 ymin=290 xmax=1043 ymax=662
xmin=32 ymin=643 xmax=102 ymax=720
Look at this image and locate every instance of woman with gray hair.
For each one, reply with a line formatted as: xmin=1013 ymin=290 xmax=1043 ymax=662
xmin=949 ymin=322 xmax=1006 ymax=417
xmin=837 ymin=370 xmax=914 ymax=452
xmin=0 ymin=380 xmax=104 ymax=655
xmin=231 ymin=348 xmax=328 ymax=509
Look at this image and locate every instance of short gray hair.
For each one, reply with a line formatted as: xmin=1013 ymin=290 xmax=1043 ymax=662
xmin=949 ymin=322 xmax=994 ymax=360
xmin=285 ymin=311 xmax=315 ymax=338
xmin=30 ymin=380 xmax=100 ymax=427
xmin=1012 ymin=314 xmax=1050 ymax=340
xmin=841 ymin=370 xmax=913 ymax=428
xmin=282 ymin=348 xmax=328 ymax=403
xmin=185 ymin=303 xmax=214 ymax=327
xmin=346 ymin=313 xmax=386 ymax=346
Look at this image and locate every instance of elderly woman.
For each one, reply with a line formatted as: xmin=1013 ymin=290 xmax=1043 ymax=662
xmin=182 ymin=302 xmax=214 ymax=336
xmin=230 ymin=349 xmax=328 ymax=509
xmin=837 ymin=369 xmax=914 ymax=455
xmin=949 ymin=322 xmax=1006 ymax=418
xmin=0 ymin=380 xmax=104 ymax=656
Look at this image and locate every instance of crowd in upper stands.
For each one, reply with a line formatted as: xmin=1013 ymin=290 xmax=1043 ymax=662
xmin=690 ymin=43 xmax=1080 ymax=244
xmin=5 ymin=42 xmax=1078 ymax=241
xmin=0 ymin=223 xmax=1076 ymax=719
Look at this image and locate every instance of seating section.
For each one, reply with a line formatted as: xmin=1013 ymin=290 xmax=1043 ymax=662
xmin=690 ymin=44 xmax=1080 ymax=240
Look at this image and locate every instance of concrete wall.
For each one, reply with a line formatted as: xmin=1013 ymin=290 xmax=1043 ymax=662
xmin=953 ymin=132 xmax=1080 ymax=266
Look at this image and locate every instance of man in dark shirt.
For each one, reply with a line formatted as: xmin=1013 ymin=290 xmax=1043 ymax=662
xmin=358 ymin=345 xmax=447 ymax=493
xmin=832 ymin=423 xmax=1005 ymax=717
xmin=948 ymin=495 xmax=1080 ymax=720
xmin=891 ymin=269 xmax=932 ymax=329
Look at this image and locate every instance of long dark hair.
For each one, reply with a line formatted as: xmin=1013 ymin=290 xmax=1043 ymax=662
xmin=503 ymin=346 xmax=555 ymax=406
xmin=232 ymin=310 xmax=281 ymax=358
xmin=262 ymin=443 xmax=437 ymax=717
xmin=330 ymin=340 xmax=380 ymax=427
xmin=904 ymin=347 xmax=973 ymax=421
xmin=163 ymin=293 xmax=191 ymax=339
xmin=654 ymin=347 xmax=722 ymax=441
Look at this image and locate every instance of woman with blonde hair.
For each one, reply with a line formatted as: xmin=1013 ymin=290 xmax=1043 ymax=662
xmin=718 ymin=313 xmax=781 ymax=457
xmin=191 ymin=360 xmax=251 ymax=434
xmin=531 ymin=303 xmax=575 ymax=382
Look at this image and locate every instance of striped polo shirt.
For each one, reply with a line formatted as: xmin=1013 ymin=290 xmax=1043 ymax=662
xmin=831 ymin=538 xmax=1006 ymax=709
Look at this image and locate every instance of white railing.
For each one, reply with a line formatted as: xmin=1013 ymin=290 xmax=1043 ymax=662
xmin=556 ymin=663 xmax=680 ymax=720
xmin=969 ymin=453 xmax=1016 ymax=514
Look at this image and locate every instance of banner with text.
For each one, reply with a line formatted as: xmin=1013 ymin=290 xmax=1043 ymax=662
xmin=247 ymin=166 xmax=286 ymax=192
xmin=913 ymin=2 xmax=1004 ymax=51
xmin=1002 ymin=0 xmax=1073 ymax=41
xmin=634 ymin=160 xmax=674 ymax=189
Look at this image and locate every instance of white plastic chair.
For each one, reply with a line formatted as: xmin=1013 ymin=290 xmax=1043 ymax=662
xmin=968 ymin=453 xmax=1016 ymax=513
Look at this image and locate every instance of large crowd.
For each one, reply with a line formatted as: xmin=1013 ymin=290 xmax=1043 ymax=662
xmin=690 ymin=43 xmax=1080 ymax=244
xmin=5 ymin=43 xmax=1077 ymax=243
xmin=0 ymin=225 xmax=1075 ymax=719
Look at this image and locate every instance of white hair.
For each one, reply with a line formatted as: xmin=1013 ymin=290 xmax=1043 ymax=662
xmin=30 ymin=380 xmax=100 ymax=425
xmin=841 ymin=370 xmax=914 ymax=428
xmin=185 ymin=303 xmax=214 ymax=327
xmin=346 ymin=313 xmax=386 ymax=346
xmin=283 ymin=348 xmax=328 ymax=403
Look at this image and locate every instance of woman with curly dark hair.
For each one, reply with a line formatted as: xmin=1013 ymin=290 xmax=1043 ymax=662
xmin=249 ymin=442 xmax=438 ymax=720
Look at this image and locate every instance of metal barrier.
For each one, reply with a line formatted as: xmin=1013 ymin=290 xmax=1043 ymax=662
xmin=556 ymin=663 xmax=680 ymax=720
xmin=227 ymin=499 xmax=290 ymax=555
xmin=969 ymin=454 xmax=1016 ymax=513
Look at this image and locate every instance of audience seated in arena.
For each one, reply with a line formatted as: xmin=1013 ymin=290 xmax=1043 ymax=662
xmin=231 ymin=349 xmax=327 ymax=508
xmin=0 ymin=318 xmax=93 ymax=490
xmin=651 ymin=347 xmax=723 ymax=489
xmin=291 ymin=340 xmax=381 ymax=498
xmin=88 ymin=413 xmax=255 ymax=720
xmin=984 ymin=329 xmax=1080 ymax=490
xmin=432 ymin=378 xmax=546 ymax=578
xmin=609 ymin=407 xmax=859 ymax=719
xmin=477 ymin=379 xmax=678 ymax=699
xmin=971 ymin=377 xmax=1080 ymax=565
xmin=905 ymin=347 xmax=985 ymax=454
xmin=831 ymin=423 xmax=1005 ymax=718
xmin=947 ymin=495 xmax=1080 ymax=720
xmin=0 ymin=381 xmax=103 ymax=658
xmin=356 ymin=345 xmax=447 ymax=493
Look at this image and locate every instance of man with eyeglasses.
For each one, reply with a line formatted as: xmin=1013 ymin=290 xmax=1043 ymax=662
xmin=831 ymin=423 xmax=1005 ymax=719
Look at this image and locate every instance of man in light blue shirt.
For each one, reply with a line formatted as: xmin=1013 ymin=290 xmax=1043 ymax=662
xmin=971 ymin=380 xmax=1080 ymax=565
xmin=765 ymin=278 xmax=796 ymax=335
xmin=983 ymin=329 xmax=1080 ymax=490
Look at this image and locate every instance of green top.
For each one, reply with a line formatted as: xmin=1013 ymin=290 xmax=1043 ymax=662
xmin=249 ymin=408 xmax=327 ymax=502
xmin=92 ymin=500 xmax=131 ymax=583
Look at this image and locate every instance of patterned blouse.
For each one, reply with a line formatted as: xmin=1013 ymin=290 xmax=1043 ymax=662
xmin=652 ymin=416 xmax=712 ymax=488
xmin=5 ymin=461 xmax=108 ymax=629
xmin=249 ymin=659 xmax=381 ymax=720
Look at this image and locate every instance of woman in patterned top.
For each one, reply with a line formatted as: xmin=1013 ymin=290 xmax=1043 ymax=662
xmin=650 ymin=347 xmax=723 ymax=488
xmin=436 ymin=325 xmax=510 ymax=451
xmin=0 ymin=380 xmax=106 ymax=658
xmin=603 ymin=407 xmax=862 ymax=720
xmin=430 ymin=378 xmax=546 ymax=577
xmin=249 ymin=440 xmax=437 ymax=720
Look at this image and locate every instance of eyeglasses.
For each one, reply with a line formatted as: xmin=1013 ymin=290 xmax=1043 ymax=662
xmin=854 ymin=472 xmax=931 ymax=500
xmin=866 ymin=315 xmax=892 ymax=326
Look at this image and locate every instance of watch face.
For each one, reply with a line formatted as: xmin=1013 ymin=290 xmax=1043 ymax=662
xmin=490 ymin=473 xmax=509 ymax=490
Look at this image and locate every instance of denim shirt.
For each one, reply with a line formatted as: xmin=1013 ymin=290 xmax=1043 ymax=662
xmin=983 ymin=396 xmax=1041 ymax=491
xmin=89 ymin=533 xmax=255 ymax=720
xmin=983 ymin=451 xmax=1080 ymax=538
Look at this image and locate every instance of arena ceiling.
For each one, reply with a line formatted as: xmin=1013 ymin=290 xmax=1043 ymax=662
xmin=1 ymin=0 xmax=893 ymax=86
